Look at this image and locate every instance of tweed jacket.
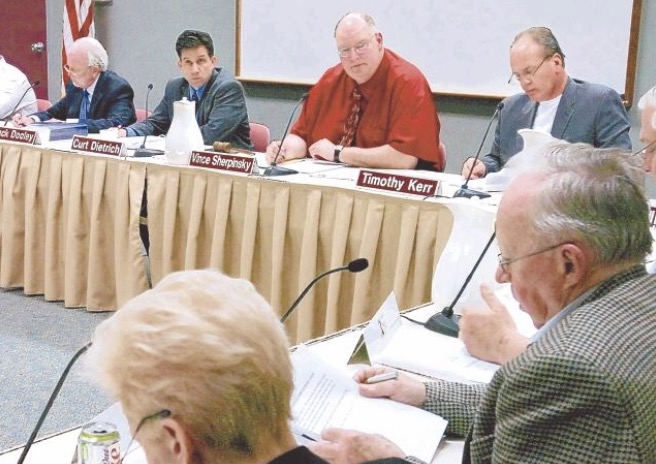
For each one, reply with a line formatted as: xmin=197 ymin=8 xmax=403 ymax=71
xmin=127 ymin=67 xmax=252 ymax=149
xmin=32 ymin=70 xmax=136 ymax=133
xmin=482 ymin=77 xmax=631 ymax=174
xmin=423 ymin=266 xmax=656 ymax=463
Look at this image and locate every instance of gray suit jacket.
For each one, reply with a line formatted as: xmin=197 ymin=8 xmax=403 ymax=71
xmin=424 ymin=266 xmax=656 ymax=463
xmin=482 ymin=78 xmax=631 ymax=173
xmin=128 ymin=68 xmax=252 ymax=149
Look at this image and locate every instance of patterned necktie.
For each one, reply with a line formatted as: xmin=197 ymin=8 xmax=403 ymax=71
xmin=191 ymin=88 xmax=199 ymax=103
xmin=80 ymin=90 xmax=90 ymax=120
xmin=339 ymin=87 xmax=363 ymax=147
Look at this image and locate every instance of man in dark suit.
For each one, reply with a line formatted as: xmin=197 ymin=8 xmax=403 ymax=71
xmin=310 ymin=144 xmax=656 ymax=464
xmin=462 ymin=27 xmax=631 ymax=178
xmin=119 ymin=29 xmax=251 ymax=149
xmin=12 ymin=37 xmax=136 ymax=133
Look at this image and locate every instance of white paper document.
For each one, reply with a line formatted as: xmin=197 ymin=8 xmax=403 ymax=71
xmin=291 ymin=346 xmax=447 ymax=463
xmin=361 ymin=294 xmax=500 ymax=384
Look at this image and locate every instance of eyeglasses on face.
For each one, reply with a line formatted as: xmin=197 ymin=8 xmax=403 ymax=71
xmin=63 ymin=64 xmax=91 ymax=76
xmin=337 ymin=34 xmax=376 ymax=58
xmin=497 ymin=242 xmax=566 ymax=274
xmin=119 ymin=409 xmax=172 ymax=464
xmin=507 ymin=54 xmax=554 ymax=84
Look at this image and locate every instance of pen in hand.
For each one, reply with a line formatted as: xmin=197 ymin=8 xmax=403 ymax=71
xmin=365 ymin=371 xmax=399 ymax=384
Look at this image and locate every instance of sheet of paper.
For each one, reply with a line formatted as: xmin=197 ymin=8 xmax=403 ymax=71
xmin=291 ymin=346 xmax=447 ymax=463
xmin=375 ymin=320 xmax=499 ymax=384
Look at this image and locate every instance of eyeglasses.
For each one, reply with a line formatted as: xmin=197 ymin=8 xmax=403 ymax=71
xmin=497 ymin=242 xmax=566 ymax=274
xmin=507 ymin=54 xmax=554 ymax=84
xmin=119 ymin=409 xmax=171 ymax=464
xmin=635 ymin=140 xmax=656 ymax=160
xmin=337 ymin=34 xmax=376 ymax=58
xmin=63 ymin=64 xmax=90 ymax=76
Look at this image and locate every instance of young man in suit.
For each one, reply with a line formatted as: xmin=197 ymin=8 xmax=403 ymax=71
xmin=119 ymin=29 xmax=251 ymax=149
xmin=462 ymin=27 xmax=631 ymax=179
xmin=12 ymin=37 xmax=136 ymax=133
xmin=311 ymin=144 xmax=656 ymax=464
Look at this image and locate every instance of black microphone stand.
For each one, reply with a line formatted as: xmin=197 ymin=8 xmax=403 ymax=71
xmin=424 ymin=232 xmax=496 ymax=337
xmin=3 ymin=80 xmax=40 ymax=126
xmin=263 ymin=93 xmax=309 ymax=177
xmin=280 ymin=258 xmax=369 ymax=323
xmin=133 ymin=84 xmax=163 ymax=158
xmin=16 ymin=342 xmax=92 ymax=464
xmin=454 ymin=103 xmax=504 ymax=199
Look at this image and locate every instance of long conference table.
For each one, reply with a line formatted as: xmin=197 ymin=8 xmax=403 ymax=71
xmin=0 ymin=139 xmax=463 ymax=343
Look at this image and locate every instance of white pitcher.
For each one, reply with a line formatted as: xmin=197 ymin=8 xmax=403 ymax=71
xmin=165 ymin=97 xmax=204 ymax=165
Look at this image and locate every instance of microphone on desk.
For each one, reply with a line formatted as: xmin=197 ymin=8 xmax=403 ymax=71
xmin=3 ymin=80 xmax=40 ymax=126
xmin=454 ymin=102 xmax=504 ymax=199
xmin=263 ymin=92 xmax=309 ymax=177
xmin=280 ymin=258 xmax=369 ymax=323
xmin=134 ymin=83 xmax=163 ymax=158
xmin=16 ymin=341 xmax=92 ymax=464
xmin=424 ymin=232 xmax=496 ymax=337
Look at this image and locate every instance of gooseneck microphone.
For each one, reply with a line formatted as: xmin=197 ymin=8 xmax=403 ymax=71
xmin=3 ymin=80 xmax=40 ymax=126
xmin=454 ymin=102 xmax=504 ymax=199
xmin=424 ymin=232 xmax=496 ymax=337
xmin=280 ymin=258 xmax=369 ymax=323
xmin=263 ymin=92 xmax=309 ymax=177
xmin=134 ymin=83 xmax=163 ymax=158
xmin=16 ymin=341 xmax=92 ymax=464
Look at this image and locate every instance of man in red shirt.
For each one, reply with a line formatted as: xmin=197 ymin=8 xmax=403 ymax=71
xmin=265 ymin=12 xmax=443 ymax=171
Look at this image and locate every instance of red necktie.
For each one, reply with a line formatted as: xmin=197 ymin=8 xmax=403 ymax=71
xmin=339 ymin=87 xmax=362 ymax=147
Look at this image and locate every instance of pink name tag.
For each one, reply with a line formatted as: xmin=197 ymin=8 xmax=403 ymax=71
xmin=71 ymin=135 xmax=124 ymax=156
xmin=189 ymin=150 xmax=256 ymax=175
xmin=356 ymin=170 xmax=440 ymax=197
xmin=0 ymin=127 xmax=37 ymax=145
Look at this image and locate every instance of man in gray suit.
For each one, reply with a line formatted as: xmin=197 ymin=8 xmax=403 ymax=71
xmin=119 ymin=30 xmax=252 ymax=149
xmin=310 ymin=144 xmax=656 ymax=464
xmin=462 ymin=27 xmax=631 ymax=179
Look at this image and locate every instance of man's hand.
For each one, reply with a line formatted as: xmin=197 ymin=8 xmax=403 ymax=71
xmin=265 ymin=140 xmax=287 ymax=163
xmin=116 ymin=128 xmax=127 ymax=138
xmin=11 ymin=114 xmax=35 ymax=127
xmin=461 ymin=157 xmax=487 ymax=179
xmin=353 ymin=367 xmax=426 ymax=407
xmin=309 ymin=428 xmax=405 ymax=464
xmin=459 ymin=283 xmax=529 ymax=364
xmin=308 ymin=138 xmax=337 ymax=162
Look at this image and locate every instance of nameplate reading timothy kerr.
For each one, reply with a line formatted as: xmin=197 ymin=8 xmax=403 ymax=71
xmin=0 ymin=127 xmax=37 ymax=145
xmin=356 ymin=170 xmax=439 ymax=197
xmin=71 ymin=135 xmax=125 ymax=156
xmin=189 ymin=150 xmax=256 ymax=175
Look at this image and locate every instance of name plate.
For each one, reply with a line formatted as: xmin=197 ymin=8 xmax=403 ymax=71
xmin=356 ymin=170 xmax=440 ymax=197
xmin=189 ymin=150 xmax=256 ymax=175
xmin=71 ymin=135 xmax=125 ymax=156
xmin=0 ymin=127 xmax=38 ymax=145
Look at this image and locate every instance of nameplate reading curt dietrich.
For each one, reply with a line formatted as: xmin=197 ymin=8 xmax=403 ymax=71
xmin=356 ymin=170 xmax=440 ymax=197
xmin=71 ymin=135 xmax=125 ymax=156
xmin=189 ymin=150 xmax=256 ymax=175
xmin=0 ymin=127 xmax=37 ymax=145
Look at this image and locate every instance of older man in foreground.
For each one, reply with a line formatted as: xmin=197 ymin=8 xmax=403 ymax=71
xmin=311 ymin=144 xmax=656 ymax=464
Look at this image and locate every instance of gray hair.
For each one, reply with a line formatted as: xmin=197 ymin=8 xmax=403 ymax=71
xmin=334 ymin=12 xmax=377 ymax=37
xmin=638 ymin=86 xmax=656 ymax=110
xmin=638 ymin=86 xmax=656 ymax=130
xmin=85 ymin=269 xmax=293 ymax=461
xmin=512 ymin=27 xmax=566 ymax=67
xmin=529 ymin=143 xmax=650 ymax=266
xmin=75 ymin=37 xmax=108 ymax=71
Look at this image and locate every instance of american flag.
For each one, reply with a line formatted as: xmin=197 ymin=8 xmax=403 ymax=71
xmin=62 ymin=0 xmax=95 ymax=87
